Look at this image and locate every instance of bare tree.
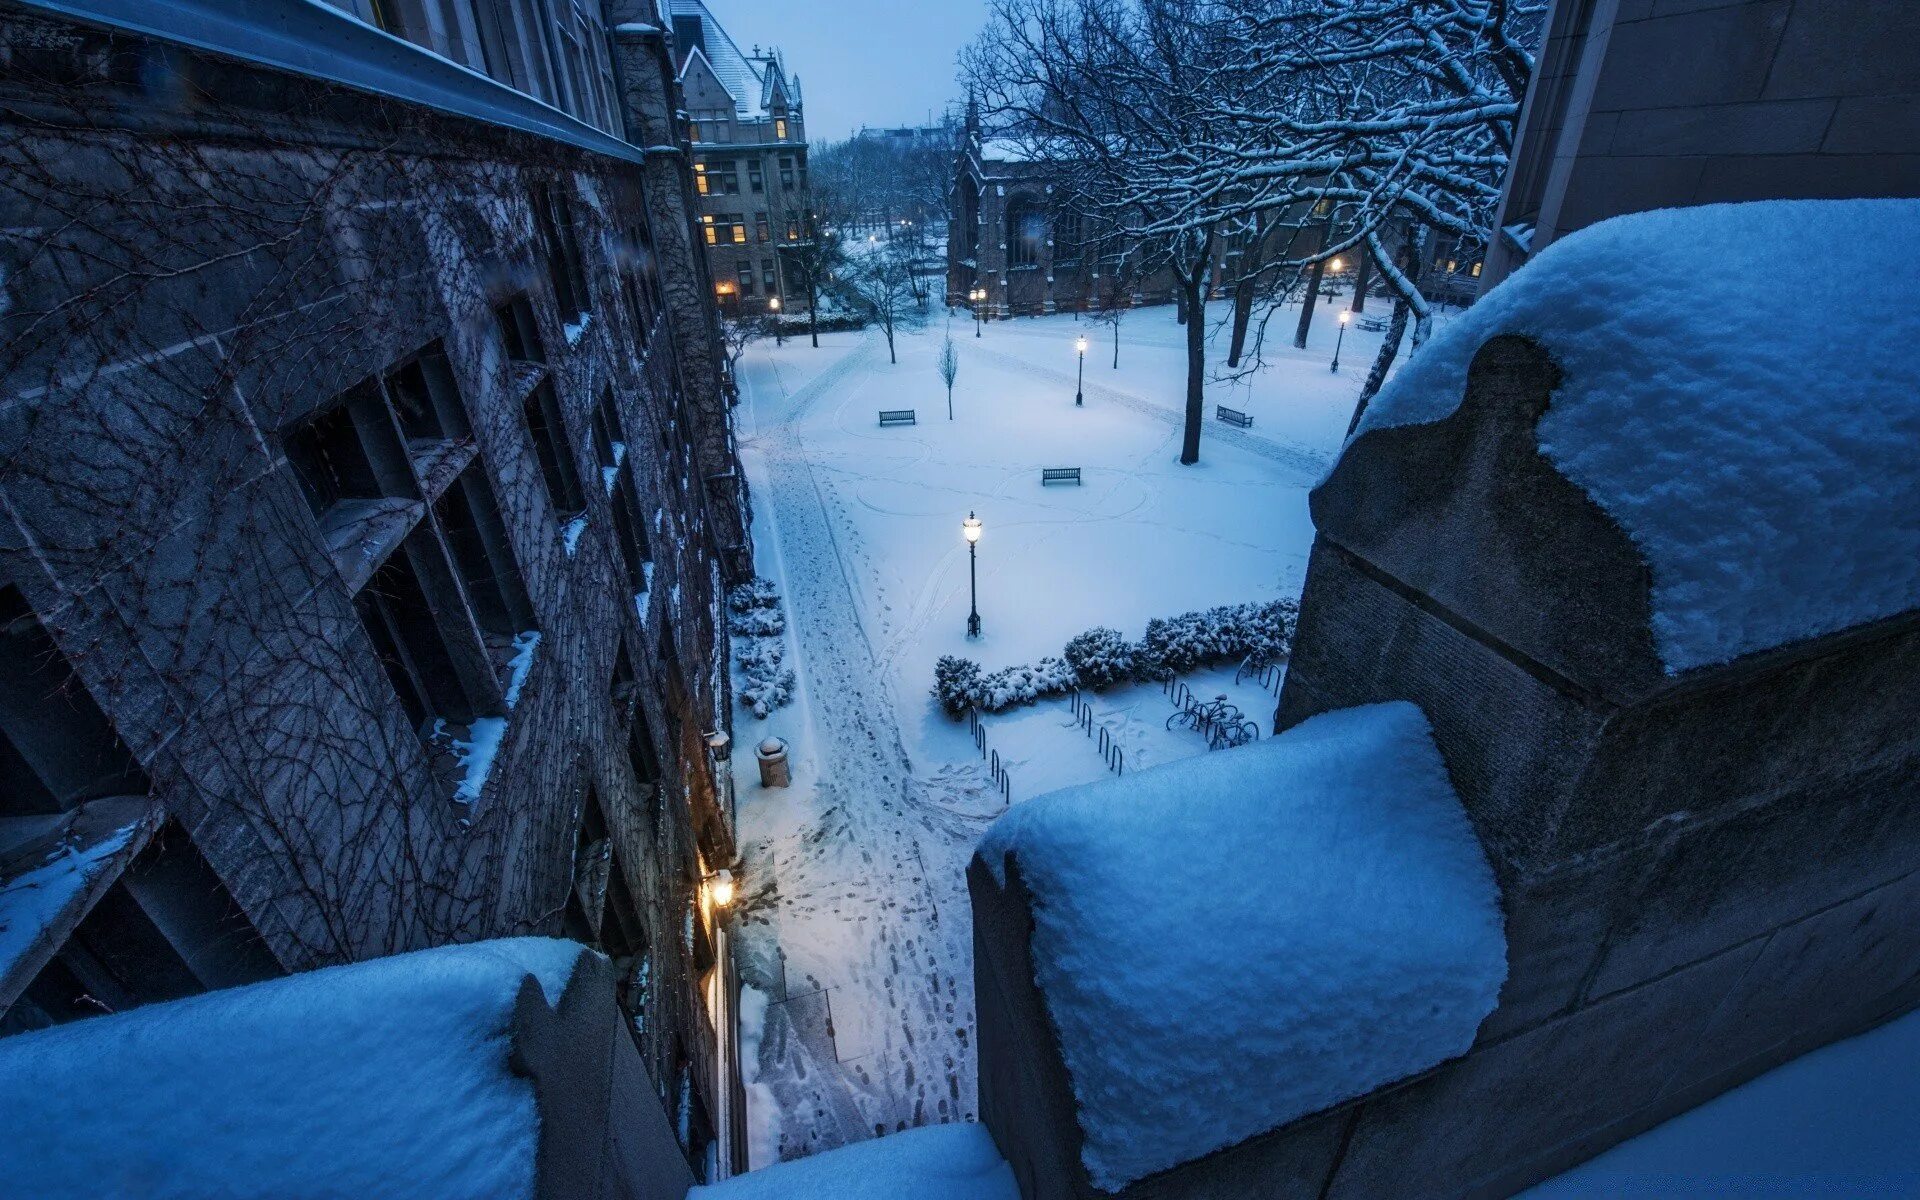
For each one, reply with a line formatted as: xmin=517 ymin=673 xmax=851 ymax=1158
xmin=848 ymin=241 xmax=921 ymax=364
xmin=718 ymin=315 xmax=766 ymax=399
xmin=938 ymin=334 xmax=960 ymax=419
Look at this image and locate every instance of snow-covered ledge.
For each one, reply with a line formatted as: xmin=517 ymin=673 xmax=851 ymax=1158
xmin=971 ymin=703 xmax=1506 ymax=1196
xmin=0 ymin=938 xmax=694 ymax=1200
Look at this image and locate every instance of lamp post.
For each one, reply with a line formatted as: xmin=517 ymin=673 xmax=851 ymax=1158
xmin=1074 ymin=334 xmax=1087 ymax=406
xmin=969 ymin=287 xmax=985 ymax=337
xmin=768 ymin=295 xmax=782 ymax=347
xmin=963 ymin=512 xmax=982 ymax=638
xmin=1331 ymin=309 xmax=1350 ymax=373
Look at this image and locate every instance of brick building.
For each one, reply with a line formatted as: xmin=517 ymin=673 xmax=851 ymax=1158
xmin=1483 ymin=0 xmax=1920 ymax=287
xmin=669 ymin=0 xmax=809 ymax=317
xmin=0 ymin=0 xmax=752 ymax=1181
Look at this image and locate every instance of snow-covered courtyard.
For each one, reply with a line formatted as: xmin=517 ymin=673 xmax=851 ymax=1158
xmin=724 ymin=295 xmax=1419 ymax=1164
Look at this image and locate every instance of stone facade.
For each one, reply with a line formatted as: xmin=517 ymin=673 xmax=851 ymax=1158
xmin=1484 ymin=0 xmax=1920 ymax=286
xmin=0 ymin=0 xmax=748 ymax=1181
xmin=970 ymin=333 xmax=1920 ymax=1197
xmin=668 ymin=0 xmax=809 ymax=319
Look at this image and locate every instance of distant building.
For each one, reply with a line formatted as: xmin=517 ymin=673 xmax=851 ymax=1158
xmin=1483 ymin=0 xmax=1920 ymax=287
xmin=0 ymin=0 xmax=751 ymax=1181
xmin=669 ymin=0 xmax=808 ymax=317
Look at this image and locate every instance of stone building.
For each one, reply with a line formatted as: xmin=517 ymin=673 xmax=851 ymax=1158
xmin=0 ymin=0 xmax=751 ymax=1182
xmin=1483 ymin=0 xmax=1920 ymax=287
xmin=668 ymin=0 xmax=809 ymax=317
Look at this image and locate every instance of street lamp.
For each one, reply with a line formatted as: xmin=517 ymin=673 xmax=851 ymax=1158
xmin=1330 ymin=256 xmax=1344 ymax=273
xmin=1075 ymin=335 xmax=1088 ymax=406
xmin=768 ymin=295 xmax=783 ymax=347
xmin=969 ymin=287 xmax=986 ymax=338
xmin=1331 ymin=309 xmax=1351 ymax=373
xmin=963 ymin=511 xmax=983 ymax=638
xmin=705 ymin=868 xmax=736 ymax=910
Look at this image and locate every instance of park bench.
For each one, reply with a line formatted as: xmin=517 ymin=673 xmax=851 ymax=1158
xmin=1041 ymin=467 xmax=1083 ymax=486
xmin=1356 ymin=314 xmax=1391 ymax=333
xmin=1216 ymin=405 xmax=1253 ymax=429
xmin=877 ymin=409 xmax=916 ymax=427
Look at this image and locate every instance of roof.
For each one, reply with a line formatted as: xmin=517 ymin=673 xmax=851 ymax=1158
xmin=0 ymin=938 xmax=590 ymax=1199
xmin=1353 ymin=198 xmax=1920 ymax=674
xmin=669 ymin=0 xmax=795 ymax=120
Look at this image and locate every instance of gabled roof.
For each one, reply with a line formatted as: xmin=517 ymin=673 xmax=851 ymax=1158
xmin=669 ymin=0 xmax=796 ymax=121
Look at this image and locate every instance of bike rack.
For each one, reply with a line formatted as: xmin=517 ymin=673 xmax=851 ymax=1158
xmin=967 ymin=708 xmax=1013 ymax=805
xmin=1064 ymin=688 xmax=1126 ymax=777
xmin=1233 ymin=654 xmax=1286 ymax=697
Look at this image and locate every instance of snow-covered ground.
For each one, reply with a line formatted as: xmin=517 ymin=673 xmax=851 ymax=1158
xmin=725 ymin=294 xmax=1417 ymax=1165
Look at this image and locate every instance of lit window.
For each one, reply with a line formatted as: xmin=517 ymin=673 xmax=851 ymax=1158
xmin=701 ymin=215 xmax=716 ymax=246
xmin=1446 ymin=259 xmax=1457 ymax=273
xmin=694 ymin=163 xmax=708 ymax=195
xmin=1471 ymin=262 xmax=1483 ymax=277
xmin=775 ymin=118 xmax=788 ymax=140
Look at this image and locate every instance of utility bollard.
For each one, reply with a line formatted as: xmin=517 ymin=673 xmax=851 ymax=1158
xmin=756 ymin=737 xmax=791 ymax=788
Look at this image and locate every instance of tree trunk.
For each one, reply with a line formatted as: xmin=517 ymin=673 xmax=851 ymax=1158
xmin=1346 ymin=300 xmax=1408 ymax=436
xmin=948 ymin=384 xmax=954 ymax=420
xmin=1180 ymin=273 xmax=1205 ymax=465
xmin=1112 ymin=320 xmax=1120 ymax=369
xmin=1174 ymin=285 xmax=1189 ymax=326
xmin=1226 ymin=275 xmax=1255 ymax=368
xmin=1293 ymin=255 xmax=1326 ymax=349
xmin=1351 ymin=250 xmax=1372 ymax=313
xmin=808 ymin=277 xmax=820 ymax=348
xmin=885 ymin=324 xmax=896 ymax=363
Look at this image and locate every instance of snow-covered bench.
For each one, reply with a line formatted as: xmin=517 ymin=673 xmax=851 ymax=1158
xmin=1040 ymin=467 xmax=1082 ymax=485
xmin=877 ymin=409 xmax=916 ymax=427
xmin=1215 ymin=404 xmax=1253 ymax=428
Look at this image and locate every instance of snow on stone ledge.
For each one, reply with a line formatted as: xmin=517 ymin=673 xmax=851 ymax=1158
xmin=0 ymin=937 xmax=589 ymax=1200
xmin=691 ymin=1123 xmax=1019 ymax=1200
xmin=1354 ymin=199 xmax=1920 ymax=674
xmin=977 ymin=702 xmax=1506 ymax=1190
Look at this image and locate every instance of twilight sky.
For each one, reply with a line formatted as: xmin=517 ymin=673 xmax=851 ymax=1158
xmin=700 ymin=0 xmax=992 ymax=141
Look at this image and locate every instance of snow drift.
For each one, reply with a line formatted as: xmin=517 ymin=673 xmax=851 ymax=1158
xmin=1354 ymin=198 xmax=1920 ymax=673
xmin=0 ymin=937 xmax=589 ymax=1200
xmin=976 ymin=701 xmax=1507 ymax=1189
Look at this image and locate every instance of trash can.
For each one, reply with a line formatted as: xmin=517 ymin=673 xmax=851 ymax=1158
xmin=755 ymin=737 xmax=791 ymax=788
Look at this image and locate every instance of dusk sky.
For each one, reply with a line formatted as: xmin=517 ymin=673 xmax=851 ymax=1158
xmin=702 ymin=0 xmax=992 ymax=140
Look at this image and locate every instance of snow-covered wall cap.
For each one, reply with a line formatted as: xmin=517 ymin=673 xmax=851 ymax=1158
xmin=689 ymin=1122 xmax=1018 ymax=1200
xmin=976 ymin=702 xmax=1506 ymax=1190
xmin=0 ymin=937 xmax=590 ymax=1199
xmin=1353 ymin=199 xmax=1920 ymax=674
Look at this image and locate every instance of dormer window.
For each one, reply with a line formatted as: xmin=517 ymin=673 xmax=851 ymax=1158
xmin=774 ymin=118 xmax=788 ymax=140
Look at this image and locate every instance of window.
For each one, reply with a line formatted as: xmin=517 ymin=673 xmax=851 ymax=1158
xmin=706 ymin=160 xmax=739 ymax=195
xmin=774 ymin=118 xmax=787 ymax=140
xmin=2 ymin=825 xmax=280 ymax=1036
xmin=1471 ymin=261 xmax=1483 ymax=278
xmin=495 ymin=294 xmax=546 ymax=363
xmin=354 ymin=536 xmax=490 ymax=734
xmin=762 ymin=260 xmax=777 ymax=292
xmin=0 ymin=586 xmax=149 ymax=817
xmin=522 ymin=380 xmax=585 ymax=521
xmin=1008 ymin=197 xmax=1047 ymax=267
xmin=785 ymin=214 xmax=799 ymax=241
xmin=1056 ymin=209 xmax=1085 ymax=260
xmin=281 ymin=382 xmax=413 ymax=520
xmin=624 ymin=272 xmax=654 ymax=349
xmin=735 ymin=261 xmax=754 ymax=295
xmin=693 ymin=162 xmax=708 ymax=195
xmin=533 ymin=182 xmax=589 ymax=320
xmin=562 ymin=785 xmax=613 ymax=944
xmin=778 ymin=157 xmax=794 ymax=190
xmin=385 ymin=343 xmax=470 ymax=444
xmin=590 ymin=387 xmax=625 ymax=481
xmin=702 ymin=214 xmax=745 ymax=245
xmin=433 ymin=463 xmax=534 ymax=654
xmin=754 ymin=212 xmax=770 ymax=244
xmin=748 ymin=161 xmax=763 ymax=194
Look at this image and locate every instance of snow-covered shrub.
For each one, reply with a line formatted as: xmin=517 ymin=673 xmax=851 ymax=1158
xmin=729 ymin=578 xmax=795 ymax=718
xmin=975 ymin=656 xmax=1077 ymax=712
xmin=727 ymin=577 xmax=780 ymax=614
xmin=739 ymin=665 xmax=796 ymax=718
xmin=1064 ymin=626 xmax=1135 ymax=689
xmin=933 ymin=655 xmax=983 ymax=717
xmin=729 ymin=605 xmax=786 ymax=638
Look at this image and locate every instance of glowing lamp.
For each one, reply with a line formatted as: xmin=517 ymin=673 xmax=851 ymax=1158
xmin=963 ymin=512 xmax=983 ymax=543
xmin=707 ymin=869 xmax=736 ymax=909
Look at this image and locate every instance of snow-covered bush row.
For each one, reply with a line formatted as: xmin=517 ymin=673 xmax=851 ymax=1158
xmin=731 ymin=578 xmax=795 ymax=718
xmin=935 ymin=599 xmax=1299 ymax=716
xmin=933 ymin=655 xmax=1077 ymax=717
xmin=1135 ymin=598 xmax=1298 ymax=679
